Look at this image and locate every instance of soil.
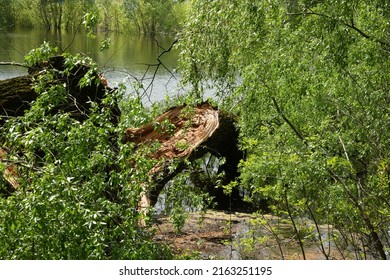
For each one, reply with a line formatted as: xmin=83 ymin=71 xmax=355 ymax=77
xmin=153 ymin=210 xmax=351 ymax=260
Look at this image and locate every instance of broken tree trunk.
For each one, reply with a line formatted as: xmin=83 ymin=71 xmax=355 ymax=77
xmin=0 ymin=55 xmax=119 ymax=125
xmin=124 ymin=102 xmax=220 ymax=161
xmin=0 ymin=148 xmax=19 ymax=195
xmin=1 ymin=56 xmax=246 ymax=212
xmin=124 ymin=102 xmax=245 ymax=211
xmin=1 ymin=55 xmax=119 ymax=192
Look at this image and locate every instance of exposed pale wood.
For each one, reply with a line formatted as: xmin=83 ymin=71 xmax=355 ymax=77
xmin=124 ymin=102 xmax=246 ymax=216
xmin=0 ymin=148 xmax=20 ymax=190
xmin=125 ymin=102 xmax=219 ymax=162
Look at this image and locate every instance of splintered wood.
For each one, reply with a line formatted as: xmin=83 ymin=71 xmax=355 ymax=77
xmin=0 ymin=148 xmax=19 ymax=189
xmin=124 ymin=102 xmax=220 ymax=225
xmin=124 ymin=102 xmax=219 ymax=162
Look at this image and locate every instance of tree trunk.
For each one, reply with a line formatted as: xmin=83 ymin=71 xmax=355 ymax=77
xmin=0 ymin=75 xmax=39 ymax=122
xmin=1 ymin=55 xmax=119 ymax=193
xmin=0 ymin=55 xmax=119 ymax=125
xmin=1 ymin=60 xmax=246 ymax=211
xmin=124 ymin=102 xmax=247 ymax=211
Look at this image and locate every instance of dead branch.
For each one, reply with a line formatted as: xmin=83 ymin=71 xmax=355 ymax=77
xmin=0 ymin=62 xmax=26 ymax=67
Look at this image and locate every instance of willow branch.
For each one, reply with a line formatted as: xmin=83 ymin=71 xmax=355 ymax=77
xmin=271 ymin=97 xmax=307 ymax=145
xmin=287 ymin=10 xmax=389 ymax=46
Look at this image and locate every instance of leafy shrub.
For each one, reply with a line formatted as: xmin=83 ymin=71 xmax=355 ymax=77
xmin=0 ymin=45 xmax=173 ymax=259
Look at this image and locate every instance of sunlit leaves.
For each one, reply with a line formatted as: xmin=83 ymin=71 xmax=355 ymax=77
xmin=180 ymin=0 xmax=390 ymax=259
xmin=23 ymin=41 xmax=59 ymax=67
xmin=0 ymin=46 xmax=172 ymax=259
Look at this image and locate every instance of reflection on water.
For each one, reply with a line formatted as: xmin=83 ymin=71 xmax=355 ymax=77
xmin=0 ymin=29 xmax=182 ymax=103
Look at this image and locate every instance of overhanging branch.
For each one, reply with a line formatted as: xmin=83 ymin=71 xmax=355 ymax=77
xmin=287 ymin=9 xmax=389 ymax=46
xmin=138 ymin=39 xmax=178 ymax=103
xmin=0 ymin=61 xmax=26 ymax=68
xmin=271 ymin=96 xmax=307 ymax=146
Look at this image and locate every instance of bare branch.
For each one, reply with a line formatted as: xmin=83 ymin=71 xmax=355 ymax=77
xmin=62 ymin=19 xmax=85 ymax=53
xmin=138 ymin=39 xmax=179 ymax=103
xmin=0 ymin=62 xmax=26 ymax=68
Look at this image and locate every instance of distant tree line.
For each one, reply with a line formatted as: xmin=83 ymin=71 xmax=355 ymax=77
xmin=0 ymin=0 xmax=188 ymax=36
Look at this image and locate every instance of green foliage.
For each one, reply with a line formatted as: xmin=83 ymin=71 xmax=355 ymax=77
xmin=179 ymin=0 xmax=390 ymax=259
xmin=0 ymin=0 xmax=16 ymax=27
xmin=23 ymin=41 xmax=59 ymax=67
xmin=159 ymin=156 xmax=216 ymax=233
xmin=122 ymin=0 xmax=188 ymax=35
xmin=0 ymin=45 xmax=173 ymax=259
xmin=153 ymin=119 xmax=176 ymax=136
xmin=99 ymin=38 xmax=112 ymax=51
xmin=5 ymin=0 xmax=186 ymax=35
xmin=62 ymin=0 xmax=99 ymax=31
xmin=83 ymin=12 xmax=100 ymax=38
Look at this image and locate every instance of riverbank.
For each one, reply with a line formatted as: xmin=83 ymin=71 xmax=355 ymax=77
xmin=153 ymin=210 xmax=355 ymax=260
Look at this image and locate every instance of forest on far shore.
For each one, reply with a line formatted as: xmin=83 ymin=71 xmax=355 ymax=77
xmin=0 ymin=0 xmax=188 ymax=36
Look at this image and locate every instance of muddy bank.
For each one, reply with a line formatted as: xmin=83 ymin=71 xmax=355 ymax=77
xmin=153 ymin=210 xmax=354 ymax=260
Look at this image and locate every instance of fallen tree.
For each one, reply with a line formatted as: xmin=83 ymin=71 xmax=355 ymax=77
xmin=0 ymin=55 xmax=119 ymax=125
xmin=1 ymin=55 xmax=119 ymax=195
xmin=124 ymin=102 xmax=247 ymax=211
xmin=0 ymin=52 xmax=250 ymax=259
xmin=1 ymin=55 xmax=247 ymax=212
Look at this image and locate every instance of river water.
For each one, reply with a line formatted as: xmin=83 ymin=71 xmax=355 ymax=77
xmin=0 ymin=29 xmax=182 ymax=104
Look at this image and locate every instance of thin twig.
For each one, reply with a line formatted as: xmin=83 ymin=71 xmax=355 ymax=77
xmin=0 ymin=62 xmax=26 ymax=67
xmin=138 ymin=39 xmax=178 ymax=103
xmin=63 ymin=20 xmax=84 ymax=53
xmin=271 ymin=97 xmax=307 ymax=145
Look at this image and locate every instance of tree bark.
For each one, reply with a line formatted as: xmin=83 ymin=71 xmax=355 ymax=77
xmin=0 ymin=75 xmax=39 ymax=122
xmin=0 ymin=55 xmax=119 ymax=125
xmin=1 ymin=55 xmax=120 ymax=193
xmin=124 ymin=102 xmax=247 ymax=211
